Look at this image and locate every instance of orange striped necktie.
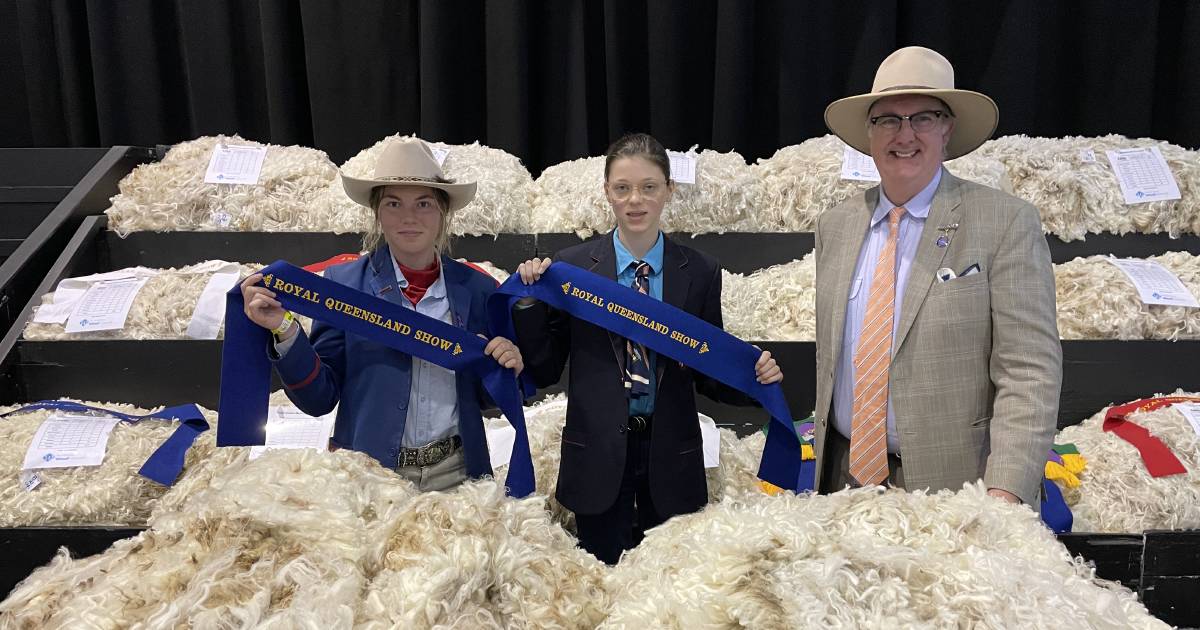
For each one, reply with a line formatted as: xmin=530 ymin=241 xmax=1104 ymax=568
xmin=848 ymin=206 xmax=906 ymax=487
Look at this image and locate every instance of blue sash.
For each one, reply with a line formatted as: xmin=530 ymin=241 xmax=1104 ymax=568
xmin=1 ymin=400 xmax=208 ymax=485
xmin=487 ymin=262 xmax=807 ymax=492
xmin=217 ymin=261 xmax=534 ymax=497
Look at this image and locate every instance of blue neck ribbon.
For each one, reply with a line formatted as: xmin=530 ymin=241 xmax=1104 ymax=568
xmin=217 ymin=260 xmax=535 ymax=498
xmin=1 ymin=400 xmax=209 ymax=485
xmin=487 ymin=261 xmax=809 ymax=492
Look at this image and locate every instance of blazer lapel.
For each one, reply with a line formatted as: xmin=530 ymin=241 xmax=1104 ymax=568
xmin=441 ymin=256 xmax=472 ymax=329
xmin=589 ymin=233 xmax=626 ymax=368
xmin=827 ymin=189 xmax=876 ymax=367
xmin=893 ymin=169 xmax=962 ymax=355
xmin=657 ymin=236 xmax=690 ymax=387
xmin=368 ymin=245 xmax=406 ymax=307
xmin=660 ymin=236 xmax=690 ymax=311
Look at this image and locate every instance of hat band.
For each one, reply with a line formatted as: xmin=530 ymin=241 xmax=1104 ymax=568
xmin=879 ymin=84 xmax=939 ymax=92
xmin=375 ymin=175 xmax=452 ymax=184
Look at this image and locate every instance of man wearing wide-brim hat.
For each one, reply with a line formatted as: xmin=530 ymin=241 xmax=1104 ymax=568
xmin=240 ymin=139 xmax=523 ymax=492
xmin=811 ymin=46 xmax=1061 ymax=507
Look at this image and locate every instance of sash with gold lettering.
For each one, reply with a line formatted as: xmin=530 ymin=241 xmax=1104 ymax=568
xmin=217 ymin=261 xmax=535 ymax=497
xmin=487 ymin=261 xmax=808 ymax=492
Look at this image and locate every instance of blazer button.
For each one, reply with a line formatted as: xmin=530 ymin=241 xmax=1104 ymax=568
xmin=618 ymin=425 xmax=627 ymax=434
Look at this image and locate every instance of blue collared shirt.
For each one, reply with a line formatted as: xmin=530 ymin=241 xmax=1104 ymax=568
xmin=391 ymin=256 xmax=461 ymax=447
xmin=833 ymin=169 xmax=941 ymax=453
xmin=614 ymin=229 xmax=664 ymax=415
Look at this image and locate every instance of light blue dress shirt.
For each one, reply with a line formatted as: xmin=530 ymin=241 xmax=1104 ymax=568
xmin=614 ymin=229 xmax=664 ymax=415
xmin=832 ymin=169 xmax=942 ymax=453
xmin=391 ymin=256 xmax=461 ymax=447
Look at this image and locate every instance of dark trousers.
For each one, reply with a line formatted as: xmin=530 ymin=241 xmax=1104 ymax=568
xmin=574 ymin=428 xmax=665 ymax=565
xmin=820 ymin=427 xmax=905 ymax=493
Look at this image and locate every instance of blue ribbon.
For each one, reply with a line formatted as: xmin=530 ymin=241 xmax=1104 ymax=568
xmin=1 ymin=400 xmax=208 ymax=485
xmin=487 ymin=262 xmax=806 ymax=492
xmin=1040 ymin=477 xmax=1073 ymax=533
xmin=217 ymin=260 xmax=535 ymax=498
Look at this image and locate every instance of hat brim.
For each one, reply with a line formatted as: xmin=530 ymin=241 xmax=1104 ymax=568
xmin=340 ymin=175 xmax=477 ymax=213
xmin=824 ymin=88 xmax=998 ymax=160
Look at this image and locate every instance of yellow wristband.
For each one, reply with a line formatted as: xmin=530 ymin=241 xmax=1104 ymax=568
xmin=271 ymin=311 xmax=295 ymax=336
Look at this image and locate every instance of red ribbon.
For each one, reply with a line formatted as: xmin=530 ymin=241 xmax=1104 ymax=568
xmin=303 ymin=253 xmax=361 ymax=273
xmin=1102 ymin=397 xmax=1197 ymax=477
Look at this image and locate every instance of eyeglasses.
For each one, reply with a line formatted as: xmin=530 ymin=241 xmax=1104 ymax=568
xmin=608 ymin=181 xmax=668 ymax=201
xmin=868 ymin=110 xmax=950 ymax=134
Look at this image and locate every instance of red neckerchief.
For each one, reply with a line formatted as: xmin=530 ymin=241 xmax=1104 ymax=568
xmin=398 ymin=258 xmax=440 ymax=306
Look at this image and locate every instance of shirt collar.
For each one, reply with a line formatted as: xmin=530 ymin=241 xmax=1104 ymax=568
xmin=873 ymin=168 xmax=941 ymax=226
xmin=392 ymin=255 xmax=447 ymax=299
xmin=613 ymin=229 xmax=664 ymax=275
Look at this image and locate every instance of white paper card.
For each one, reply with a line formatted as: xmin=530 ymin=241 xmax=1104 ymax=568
xmin=1106 ymin=258 xmax=1200 ymax=307
xmin=667 ymin=150 xmax=698 ymax=184
xmin=841 ymin=145 xmax=881 ymax=182
xmin=187 ymin=267 xmax=242 ymax=339
xmin=249 ymin=405 xmax=338 ymax=459
xmin=204 ymin=144 xmax=268 ymax=185
xmin=1176 ymin=403 xmax=1200 ymax=439
xmin=1105 ymin=147 xmax=1182 ymax=204
xmin=484 ymin=417 xmax=517 ymax=470
xmin=19 ymin=470 xmax=41 ymax=492
xmin=1079 ymin=149 xmax=1097 ymax=163
xmin=23 ymin=413 xmax=122 ymax=470
xmin=32 ymin=299 xmax=81 ymax=325
xmin=699 ymin=413 xmax=720 ymax=469
xmin=64 ymin=276 xmax=149 ymax=333
xmin=429 ymin=146 xmax=450 ymax=167
xmin=33 ymin=268 xmax=160 ymax=325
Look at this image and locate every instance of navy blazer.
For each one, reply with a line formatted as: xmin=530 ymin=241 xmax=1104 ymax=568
xmin=513 ymin=232 xmax=755 ymax=517
xmin=271 ymin=246 xmax=498 ymax=478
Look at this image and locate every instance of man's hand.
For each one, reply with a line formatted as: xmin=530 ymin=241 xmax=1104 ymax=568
xmin=987 ymin=488 xmax=1021 ymax=504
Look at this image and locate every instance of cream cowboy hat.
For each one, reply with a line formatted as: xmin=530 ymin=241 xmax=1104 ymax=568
xmin=824 ymin=46 xmax=998 ymax=160
xmin=341 ymin=139 xmax=477 ymax=212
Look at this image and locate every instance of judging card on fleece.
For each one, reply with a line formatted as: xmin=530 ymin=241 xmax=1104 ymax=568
xmin=667 ymin=150 xmax=698 ymax=185
xmin=1176 ymin=403 xmax=1200 ymax=439
xmin=249 ymin=404 xmax=338 ymax=460
xmin=33 ymin=268 xmax=159 ymax=325
xmin=23 ymin=413 xmax=122 ymax=470
xmin=1105 ymin=147 xmax=1181 ymax=205
xmin=1105 ymin=258 xmax=1200 ymax=308
xmin=841 ymin=145 xmax=881 ymax=182
xmin=204 ymin=143 xmax=268 ymax=185
xmin=63 ymin=276 xmax=150 ymax=333
xmin=427 ymin=144 xmax=450 ymax=167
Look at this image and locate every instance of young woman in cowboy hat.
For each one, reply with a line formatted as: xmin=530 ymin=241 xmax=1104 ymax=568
xmin=239 ymin=139 xmax=523 ymax=491
xmin=511 ymin=132 xmax=783 ymax=564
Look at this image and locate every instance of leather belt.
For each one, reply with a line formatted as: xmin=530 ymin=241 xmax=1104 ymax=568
xmin=397 ymin=435 xmax=462 ymax=468
xmin=626 ymin=414 xmax=652 ymax=433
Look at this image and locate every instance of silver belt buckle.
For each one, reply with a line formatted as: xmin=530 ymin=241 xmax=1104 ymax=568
xmin=399 ymin=437 xmax=455 ymax=468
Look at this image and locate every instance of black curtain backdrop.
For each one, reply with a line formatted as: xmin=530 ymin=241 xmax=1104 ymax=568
xmin=3 ymin=0 xmax=1199 ymax=174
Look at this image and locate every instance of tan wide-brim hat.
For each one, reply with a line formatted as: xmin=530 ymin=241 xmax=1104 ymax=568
xmin=341 ymin=139 xmax=477 ymax=213
xmin=824 ymin=46 xmax=998 ymax=160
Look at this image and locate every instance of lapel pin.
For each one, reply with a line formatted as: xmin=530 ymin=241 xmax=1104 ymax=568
xmin=935 ymin=223 xmax=959 ymax=248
